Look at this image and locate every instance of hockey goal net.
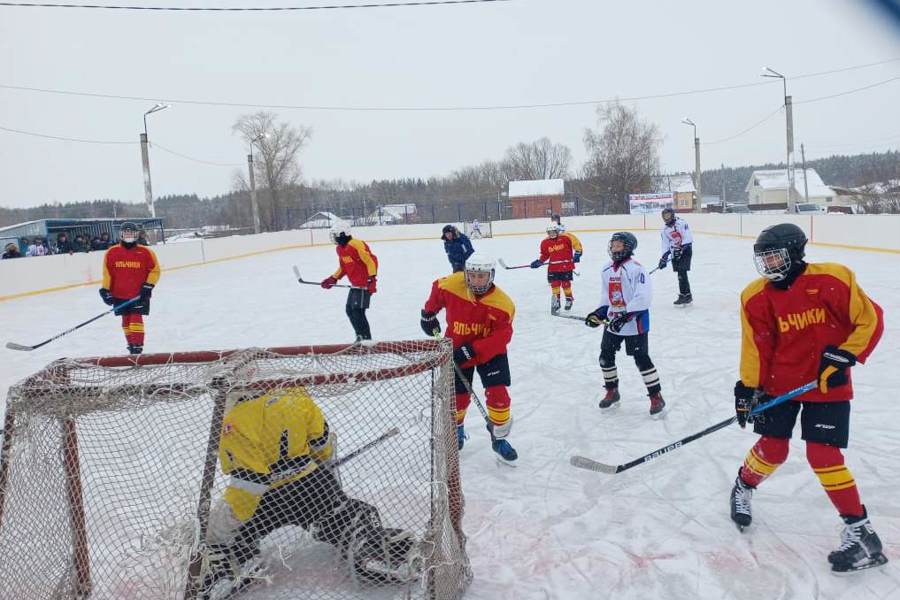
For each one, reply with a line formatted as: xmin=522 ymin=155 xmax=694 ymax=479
xmin=0 ymin=339 xmax=470 ymax=600
xmin=462 ymin=221 xmax=491 ymax=239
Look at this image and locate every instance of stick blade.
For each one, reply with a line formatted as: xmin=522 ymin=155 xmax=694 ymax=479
xmin=292 ymin=265 xmax=302 ymax=280
xmin=6 ymin=342 xmax=35 ymax=352
xmin=498 ymin=258 xmax=510 ymax=269
xmin=569 ymin=455 xmax=620 ymax=474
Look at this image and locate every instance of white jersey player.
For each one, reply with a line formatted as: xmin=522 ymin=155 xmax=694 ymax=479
xmin=658 ymin=208 xmax=694 ymax=305
xmin=470 ymin=219 xmax=482 ymax=238
xmin=584 ymin=232 xmax=665 ymax=416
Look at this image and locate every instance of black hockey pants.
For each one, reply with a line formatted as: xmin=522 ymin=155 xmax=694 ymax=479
xmin=346 ymin=288 xmax=372 ymax=340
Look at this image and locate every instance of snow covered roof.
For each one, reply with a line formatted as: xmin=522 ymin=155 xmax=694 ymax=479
xmin=299 ymin=211 xmax=340 ymax=229
xmin=746 ymin=169 xmax=833 ymax=198
xmin=661 ymin=174 xmax=696 ymax=194
xmin=508 ymin=179 xmax=565 ymax=198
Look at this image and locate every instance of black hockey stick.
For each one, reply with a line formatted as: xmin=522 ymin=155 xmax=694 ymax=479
xmin=5 ymin=296 xmax=140 ymax=352
xmin=333 ymin=427 xmax=400 ymax=468
xmin=292 ymin=265 xmax=352 ymax=289
xmin=498 ymin=258 xmax=578 ymax=274
xmin=648 ymin=255 xmax=672 ymax=275
xmin=570 ymin=381 xmax=817 ymax=474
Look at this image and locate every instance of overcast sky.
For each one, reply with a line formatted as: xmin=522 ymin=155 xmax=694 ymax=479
xmin=1 ymin=0 xmax=899 ymax=209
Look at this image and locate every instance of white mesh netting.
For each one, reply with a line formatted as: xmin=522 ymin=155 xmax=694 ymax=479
xmin=0 ymin=339 xmax=470 ymax=600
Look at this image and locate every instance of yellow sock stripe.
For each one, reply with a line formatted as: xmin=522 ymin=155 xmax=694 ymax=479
xmin=455 ymin=409 xmax=467 ymax=423
xmin=128 ymin=324 xmax=145 ymax=332
xmin=815 ymin=466 xmax=856 ymax=490
xmin=744 ymin=449 xmax=779 ymax=476
xmin=487 ymin=406 xmax=510 ymax=423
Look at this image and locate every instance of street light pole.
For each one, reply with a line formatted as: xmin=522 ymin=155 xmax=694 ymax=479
xmin=140 ymin=103 xmax=170 ymax=218
xmin=762 ymin=67 xmax=795 ymax=211
xmin=247 ymin=133 xmax=265 ymax=234
xmin=681 ymin=118 xmax=702 ymax=213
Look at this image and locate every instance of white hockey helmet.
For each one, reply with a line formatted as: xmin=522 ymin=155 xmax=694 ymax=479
xmin=329 ymin=220 xmax=352 ymax=243
xmin=464 ymin=253 xmax=496 ymax=295
xmin=546 ymin=222 xmax=562 ymax=236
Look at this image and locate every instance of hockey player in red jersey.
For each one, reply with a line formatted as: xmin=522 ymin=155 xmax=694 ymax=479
xmin=530 ymin=223 xmax=583 ymax=313
xmin=584 ymin=232 xmax=664 ymax=416
xmin=420 ymin=253 xmax=518 ymax=462
xmin=321 ymin=221 xmax=378 ymax=342
xmin=99 ymin=222 xmax=160 ymax=354
xmin=730 ymin=223 xmax=886 ymax=572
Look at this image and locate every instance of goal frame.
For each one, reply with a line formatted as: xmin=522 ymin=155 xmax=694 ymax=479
xmin=0 ymin=339 xmax=466 ymax=600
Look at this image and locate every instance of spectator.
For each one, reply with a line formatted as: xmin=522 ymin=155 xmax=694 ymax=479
xmin=55 ymin=232 xmax=74 ymax=254
xmin=26 ymin=236 xmax=50 ymax=257
xmin=2 ymin=243 xmax=22 ymax=259
xmin=137 ymin=229 xmax=150 ymax=246
xmin=73 ymin=234 xmax=91 ymax=253
xmin=92 ymin=231 xmax=112 ymax=251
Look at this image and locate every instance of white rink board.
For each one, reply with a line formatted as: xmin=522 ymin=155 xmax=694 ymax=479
xmin=1 ymin=231 xmax=899 ymax=599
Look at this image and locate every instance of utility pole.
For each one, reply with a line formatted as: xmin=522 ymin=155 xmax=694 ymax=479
xmin=721 ymin=163 xmax=727 ymax=210
xmin=247 ymin=153 xmax=261 ymax=234
xmin=681 ymin=118 xmax=701 ymax=212
xmin=140 ymin=103 xmax=170 ymax=219
xmin=800 ymin=143 xmax=809 ymax=203
xmin=762 ymin=68 xmax=795 ymax=211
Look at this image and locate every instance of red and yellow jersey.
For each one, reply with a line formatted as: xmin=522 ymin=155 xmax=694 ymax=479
xmin=102 ymin=243 xmax=160 ymax=298
xmin=423 ymin=271 xmax=515 ymax=365
xmin=332 ymin=238 xmax=378 ymax=288
xmin=740 ymin=262 xmax=883 ymax=402
xmin=219 ymin=386 xmax=333 ymax=521
xmin=540 ymin=232 xmax=582 ymax=273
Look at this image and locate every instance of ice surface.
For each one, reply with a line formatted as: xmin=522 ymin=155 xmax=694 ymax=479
xmin=1 ymin=231 xmax=898 ymax=599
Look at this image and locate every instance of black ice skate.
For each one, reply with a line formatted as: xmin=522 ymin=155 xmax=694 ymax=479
xmin=564 ymin=297 xmax=574 ymax=311
xmin=829 ymin=507 xmax=889 ymax=573
xmin=649 ymin=392 xmax=666 ymax=416
xmin=730 ymin=473 xmax=754 ymax=531
xmin=127 ymin=344 xmax=143 ymax=355
xmin=599 ymin=387 xmax=620 ymax=409
xmin=673 ymin=294 xmax=693 ymax=306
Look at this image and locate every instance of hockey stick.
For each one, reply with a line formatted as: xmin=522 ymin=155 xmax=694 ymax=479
xmin=333 ymin=427 xmax=400 ymax=468
xmin=432 ymin=334 xmax=496 ymax=444
xmin=5 ymin=297 xmax=140 ymax=352
xmin=570 ymin=381 xmax=817 ymax=474
xmin=648 ymin=255 xmax=672 ymax=275
xmin=498 ymin=258 xmax=580 ymax=277
xmin=292 ymin=265 xmax=352 ymax=289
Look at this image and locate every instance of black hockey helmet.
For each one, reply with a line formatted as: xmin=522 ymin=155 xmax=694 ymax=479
xmin=441 ymin=224 xmax=457 ymax=239
xmin=661 ymin=207 xmax=676 ymax=226
xmin=753 ymin=223 xmax=807 ymax=281
xmin=608 ymin=231 xmax=637 ymax=262
xmin=119 ymin=222 xmax=139 ymax=245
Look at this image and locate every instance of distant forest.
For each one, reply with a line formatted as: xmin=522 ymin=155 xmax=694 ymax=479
xmin=2 ymin=150 xmax=898 ymax=230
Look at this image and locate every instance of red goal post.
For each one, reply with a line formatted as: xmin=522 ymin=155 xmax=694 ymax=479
xmin=0 ymin=340 xmax=471 ymax=600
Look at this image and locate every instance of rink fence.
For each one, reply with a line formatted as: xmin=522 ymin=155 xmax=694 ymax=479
xmin=2 ymin=214 xmax=898 ymax=301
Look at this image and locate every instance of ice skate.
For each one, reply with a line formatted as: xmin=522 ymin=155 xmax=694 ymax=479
xmin=550 ymin=295 xmax=561 ymax=314
xmin=649 ymin=392 xmax=666 ymax=416
xmin=598 ymin=387 xmax=620 ymax=409
xmin=673 ymin=294 xmax=692 ymax=306
xmin=730 ymin=473 xmax=754 ymax=531
xmin=829 ymin=508 xmax=889 ymax=573
xmin=487 ymin=423 xmax=518 ymax=463
xmin=456 ymin=424 xmax=467 ymax=451
xmin=564 ymin=297 xmax=574 ymax=311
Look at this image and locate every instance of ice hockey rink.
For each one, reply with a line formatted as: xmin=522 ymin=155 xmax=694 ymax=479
xmin=1 ymin=230 xmax=898 ymax=600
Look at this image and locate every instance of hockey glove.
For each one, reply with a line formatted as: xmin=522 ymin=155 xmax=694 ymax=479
xmin=420 ymin=310 xmax=441 ymax=337
xmin=585 ymin=306 xmax=609 ymax=328
xmin=658 ymin=254 xmax=669 ymax=270
xmin=99 ymin=288 xmax=115 ymax=306
xmin=573 ymin=251 xmax=582 ymax=264
xmin=734 ymin=381 xmax=756 ymax=429
xmin=452 ymin=344 xmax=475 ymax=365
xmin=139 ymin=283 xmax=154 ymax=301
xmin=607 ymin=313 xmax=633 ymax=334
xmin=818 ymin=346 xmax=857 ymax=393
xmin=529 ymin=259 xmax=543 ymax=269
xmin=321 ymin=276 xmax=338 ymax=289
xmin=367 ymin=276 xmax=377 ymax=295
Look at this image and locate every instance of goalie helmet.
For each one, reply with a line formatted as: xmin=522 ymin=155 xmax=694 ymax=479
xmin=119 ymin=222 xmax=139 ymax=245
xmin=329 ymin=220 xmax=352 ymax=244
xmin=464 ymin=253 xmax=496 ymax=295
xmin=753 ymin=223 xmax=807 ymax=281
xmin=608 ymin=231 xmax=637 ymax=262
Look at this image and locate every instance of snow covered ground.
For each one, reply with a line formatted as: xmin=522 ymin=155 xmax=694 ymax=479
xmin=1 ymin=230 xmax=899 ymax=599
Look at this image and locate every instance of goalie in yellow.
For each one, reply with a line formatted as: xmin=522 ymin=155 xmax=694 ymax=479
xmin=200 ymin=386 xmax=420 ymax=596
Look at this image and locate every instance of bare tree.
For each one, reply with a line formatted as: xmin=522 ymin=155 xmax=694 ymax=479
xmin=233 ymin=112 xmax=312 ymax=231
xmin=500 ymin=138 xmax=572 ymax=181
xmin=582 ymin=102 xmax=661 ymax=213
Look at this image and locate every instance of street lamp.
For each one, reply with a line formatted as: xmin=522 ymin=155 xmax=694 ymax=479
xmin=246 ymin=132 xmax=266 ymax=234
xmin=140 ymin=103 xmax=170 ymax=218
xmin=681 ymin=117 xmax=701 ymax=213
xmin=761 ymin=67 xmax=795 ymax=211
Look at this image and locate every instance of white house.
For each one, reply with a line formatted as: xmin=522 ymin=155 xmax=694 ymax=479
xmin=745 ymin=168 xmax=835 ymax=207
xmin=299 ymin=211 xmax=341 ymax=229
xmin=367 ymin=204 xmax=417 ymax=225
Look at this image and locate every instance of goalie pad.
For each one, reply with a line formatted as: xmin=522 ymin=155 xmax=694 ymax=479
xmin=347 ymin=526 xmax=421 ymax=585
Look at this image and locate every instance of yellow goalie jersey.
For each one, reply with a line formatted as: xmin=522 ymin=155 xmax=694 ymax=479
xmin=219 ymin=386 xmax=334 ymax=521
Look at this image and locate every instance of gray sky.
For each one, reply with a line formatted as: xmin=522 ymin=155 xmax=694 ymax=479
xmin=1 ymin=0 xmax=899 ymax=209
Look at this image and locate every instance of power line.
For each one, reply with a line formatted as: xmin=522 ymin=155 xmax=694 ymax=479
xmin=794 ymin=74 xmax=900 ymax=105
xmin=153 ymin=142 xmax=242 ymax=167
xmin=703 ymin=106 xmax=784 ymax=145
xmin=2 ymin=57 xmax=898 ymax=112
xmin=0 ymin=0 xmax=511 ymax=11
xmin=0 ymin=124 xmax=135 ymax=144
